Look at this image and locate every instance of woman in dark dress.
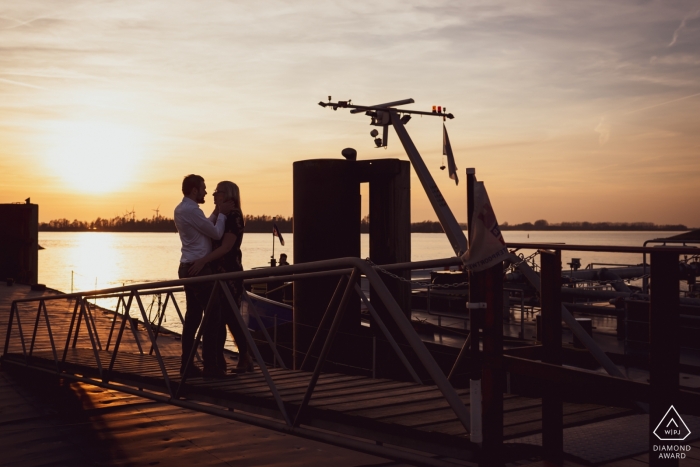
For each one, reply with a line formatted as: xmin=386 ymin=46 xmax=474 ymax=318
xmin=188 ymin=180 xmax=253 ymax=375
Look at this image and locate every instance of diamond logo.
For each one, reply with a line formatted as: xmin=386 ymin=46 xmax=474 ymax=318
xmin=654 ymin=406 xmax=691 ymax=441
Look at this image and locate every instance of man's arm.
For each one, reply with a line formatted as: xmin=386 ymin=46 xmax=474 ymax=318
xmin=188 ymin=232 xmax=238 ymax=275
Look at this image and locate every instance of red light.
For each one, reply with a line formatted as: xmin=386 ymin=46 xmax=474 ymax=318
xmin=438 ymin=106 xmax=442 ymax=113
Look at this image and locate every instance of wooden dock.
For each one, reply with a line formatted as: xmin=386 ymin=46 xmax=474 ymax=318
xmin=0 ymin=285 xmax=391 ymax=466
xmin=3 ymin=283 xmax=700 ymax=466
xmin=2 ymin=347 xmax=639 ymax=451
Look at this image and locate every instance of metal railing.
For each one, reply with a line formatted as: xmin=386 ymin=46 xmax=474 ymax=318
xmin=3 ymin=255 xmax=474 ymax=467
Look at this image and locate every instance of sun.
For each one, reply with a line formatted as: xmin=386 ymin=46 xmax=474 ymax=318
xmin=44 ymin=120 xmax=146 ymax=194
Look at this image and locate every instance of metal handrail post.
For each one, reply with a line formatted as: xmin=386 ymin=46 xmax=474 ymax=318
xmin=149 ymin=293 xmax=170 ymax=355
xmin=40 ymin=301 xmax=60 ymax=371
xmin=84 ymin=301 xmax=103 ymax=350
xmin=293 ymin=269 xmax=360 ymax=427
xmin=105 ymin=295 xmax=124 ymax=351
xmin=79 ymin=299 xmax=104 ymax=377
xmin=170 ymin=291 xmax=186 ymax=323
xmin=61 ymin=299 xmax=81 ymax=364
xmin=134 ymin=292 xmax=172 ymax=396
xmin=14 ymin=303 xmax=28 ymax=361
xmin=71 ymin=297 xmax=83 ymax=348
xmin=220 ymin=281 xmax=292 ymax=426
xmin=107 ymin=293 xmax=135 ymax=377
xmin=355 ymin=259 xmax=472 ymax=433
xmin=300 ymin=275 xmax=349 ymax=370
xmin=28 ymin=300 xmax=43 ymax=358
xmin=125 ymin=306 xmax=144 ymax=355
xmin=242 ymin=290 xmax=286 ymax=369
xmin=354 ymin=284 xmax=421 ymax=384
xmin=3 ymin=301 xmax=17 ymax=356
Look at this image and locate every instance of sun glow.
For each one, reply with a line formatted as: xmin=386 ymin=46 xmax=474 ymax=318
xmin=44 ymin=121 xmax=146 ymax=193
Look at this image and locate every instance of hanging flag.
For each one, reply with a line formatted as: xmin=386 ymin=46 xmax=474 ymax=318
xmin=443 ymin=124 xmax=458 ymax=186
xmin=273 ymin=223 xmax=285 ymax=246
xmin=461 ymin=181 xmax=507 ymax=271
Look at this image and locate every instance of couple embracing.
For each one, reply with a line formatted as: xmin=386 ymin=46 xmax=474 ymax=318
xmin=174 ymin=174 xmax=253 ymax=378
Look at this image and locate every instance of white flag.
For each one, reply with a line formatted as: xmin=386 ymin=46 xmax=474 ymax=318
xmin=461 ymin=181 xmax=507 ymax=271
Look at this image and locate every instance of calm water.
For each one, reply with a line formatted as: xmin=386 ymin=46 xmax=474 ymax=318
xmin=37 ymin=230 xmax=682 ymax=339
xmin=38 ymin=230 xmax=681 ymax=294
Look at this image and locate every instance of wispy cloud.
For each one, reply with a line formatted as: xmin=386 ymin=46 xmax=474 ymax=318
xmin=594 ymin=117 xmax=610 ymax=145
xmin=624 ymin=92 xmax=700 ymax=115
xmin=0 ymin=14 xmax=54 ymax=30
xmin=668 ymin=9 xmax=700 ymax=47
xmin=0 ymin=77 xmax=47 ymax=90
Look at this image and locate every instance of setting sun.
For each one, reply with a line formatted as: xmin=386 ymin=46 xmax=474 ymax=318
xmin=43 ymin=121 xmax=145 ymax=194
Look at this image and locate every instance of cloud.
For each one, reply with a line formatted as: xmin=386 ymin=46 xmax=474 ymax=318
xmin=624 ymin=92 xmax=700 ymax=115
xmin=668 ymin=9 xmax=700 ymax=47
xmin=0 ymin=77 xmax=47 ymax=90
xmin=594 ymin=117 xmax=610 ymax=145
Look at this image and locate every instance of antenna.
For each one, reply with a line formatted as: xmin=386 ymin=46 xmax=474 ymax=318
xmin=318 ymin=97 xmax=466 ymax=256
xmin=318 ymin=98 xmax=453 ymax=148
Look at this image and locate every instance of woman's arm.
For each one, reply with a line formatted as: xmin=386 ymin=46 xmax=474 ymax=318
xmin=188 ymin=232 xmax=238 ymax=275
xmin=208 ymin=201 xmax=236 ymax=223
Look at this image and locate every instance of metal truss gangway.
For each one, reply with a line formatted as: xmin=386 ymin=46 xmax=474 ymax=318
xmin=2 ymin=257 xmax=486 ymax=467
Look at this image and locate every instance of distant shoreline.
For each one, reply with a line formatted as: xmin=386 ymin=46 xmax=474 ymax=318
xmin=499 ymin=220 xmax=689 ymax=232
xmin=38 ymin=217 xmax=691 ymax=233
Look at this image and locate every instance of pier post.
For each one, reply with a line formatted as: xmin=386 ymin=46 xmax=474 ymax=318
xmin=361 ymin=159 xmax=412 ymax=378
xmin=648 ymin=250 xmax=680 ymax=467
xmin=293 ymin=160 xmax=361 ymax=369
xmin=466 ymin=167 xmax=504 ymax=465
xmin=481 ymin=262 xmax=504 ymax=466
xmin=466 ymin=169 xmax=483 ymax=448
xmin=540 ymin=249 xmax=563 ymax=465
xmin=0 ymin=202 xmax=39 ymax=285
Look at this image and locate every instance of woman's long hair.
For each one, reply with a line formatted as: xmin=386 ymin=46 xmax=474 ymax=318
xmin=217 ymin=181 xmax=242 ymax=215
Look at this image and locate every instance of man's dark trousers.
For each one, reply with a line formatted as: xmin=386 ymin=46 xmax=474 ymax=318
xmin=178 ymin=263 xmax=221 ymax=371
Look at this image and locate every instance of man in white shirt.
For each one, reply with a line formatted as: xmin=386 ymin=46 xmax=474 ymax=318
xmin=174 ymin=174 xmax=234 ymax=377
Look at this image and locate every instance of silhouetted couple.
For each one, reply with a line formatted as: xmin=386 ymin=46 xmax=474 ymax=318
xmin=174 ymin=174 xmax=253 ymax=378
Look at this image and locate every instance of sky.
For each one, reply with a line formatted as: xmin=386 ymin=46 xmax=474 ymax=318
xmin=1 ymin=0 xmax=699 ymax=227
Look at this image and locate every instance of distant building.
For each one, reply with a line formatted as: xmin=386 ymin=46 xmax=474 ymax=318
xmin=0 ymin=201 xmax=38 ymax=285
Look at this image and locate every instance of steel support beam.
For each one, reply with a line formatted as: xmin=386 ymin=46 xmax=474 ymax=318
xmin=390 ymin=111 xmax=467 ymax=256
xmin=649 ymin=250 xmax=680 ymax=467
xmin=540 ymin=250 xmax=563 ymax=465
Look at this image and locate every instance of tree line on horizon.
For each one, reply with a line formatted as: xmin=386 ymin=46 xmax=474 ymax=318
xmin=39 ymin=214 xmax=294 ymax=233
xmin=38 ymin=215 xmax=688 ymax=233
xmin=499 ymin=219 xmax=688 ymax=231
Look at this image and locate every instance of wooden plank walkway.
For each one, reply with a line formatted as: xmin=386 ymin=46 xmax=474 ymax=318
xmin=3 ymin=284 xmax=667 ymax=466
xmin=3 ymin=346 xmax=636 ymax=452
xmin=0 ymin=285 xmax=400 ymax=467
